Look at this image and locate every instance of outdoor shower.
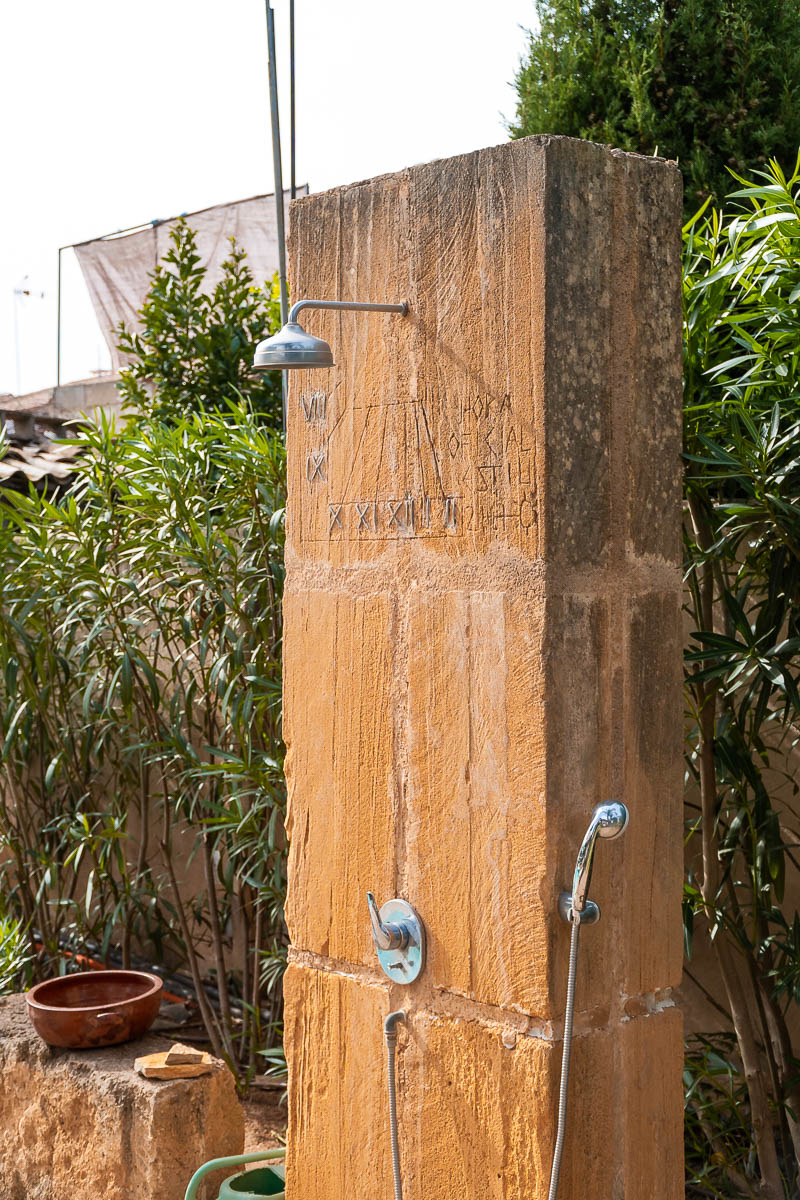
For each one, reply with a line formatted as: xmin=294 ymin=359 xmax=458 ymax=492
xmin=248 ymin=285 xmax=633 ymax=1200
xmin=184 ymin=810 xmax=629 ymax=1200
xmin=368 ymin=803 xmax=629 ymax=1200
xmin=366 ymin=893 xmax=427 ymax=1200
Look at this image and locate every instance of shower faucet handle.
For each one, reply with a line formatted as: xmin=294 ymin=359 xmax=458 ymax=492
xmin=366 ymin=892 xmax=427 ymax=984
xmin=367 ymin=892 xmax=408 ymax=951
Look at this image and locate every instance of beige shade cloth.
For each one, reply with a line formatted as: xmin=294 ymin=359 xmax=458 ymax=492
xmin=74 ymin=189 xmax=305 ymax=369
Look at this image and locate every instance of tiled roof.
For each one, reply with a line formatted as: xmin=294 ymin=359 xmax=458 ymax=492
xmin=0 ymin=419 xmax=82 ymax=495
xmin=0 ymin=375 xmax=119 ymax=496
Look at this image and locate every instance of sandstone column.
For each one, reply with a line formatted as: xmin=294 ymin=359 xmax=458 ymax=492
xmin=282 ymin=134 xmax=684 ymax=1200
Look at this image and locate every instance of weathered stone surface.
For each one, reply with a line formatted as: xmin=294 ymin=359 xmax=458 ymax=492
xmin=0 ymin=994 xmax=243 ymax=1200
xmin=164 ymin=1042 xmax=206 ymax=1064
xmin=542 ymin=138 xmax=615 ymax=569
xmin=284 ymin=583 xmax=683 ymax=1013
xmin=286 ymin=141 xmax=547 ymax=566
xmin=613 ymin=151 xmax=685 ymax=565
xmin=135 ymin=1048 xmax=212 ymax=1078
xmin=545 ymin=589 xmax=685 ymax=1007
xmin=622 ymin=589 xmax=685 ymax=994
xmin=283 ymin=589 xmax=397 ymax=964
xmin=283 ymin=134 xmax=684 ymax=1200
xmin=405 ymin=589 xmax=549 ymax=1011
xmin=618 ymin=1004 xmax=685 ymax=1200
xmin=285 ymin=964 xmax=683 ymax=1199
xmin=283 ymin=965 xmax=392 ymax=1198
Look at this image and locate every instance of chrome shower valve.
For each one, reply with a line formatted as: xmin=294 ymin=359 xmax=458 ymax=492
xmin=367 ymin=892 xmax=426 ymax=984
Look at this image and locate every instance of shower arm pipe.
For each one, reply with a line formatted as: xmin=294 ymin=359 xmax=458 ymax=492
xmin=264 ymin=1 xmax=288 ymax=432
xmin=288 ymin=298 xmax=408 ymax=324
xmin=265 ymin=3 xmax=287 ymax=328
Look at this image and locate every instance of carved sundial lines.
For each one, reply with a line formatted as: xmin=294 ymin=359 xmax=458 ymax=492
xmin=411 ymin=404 xmax=423 ymax=501
xmin=294 ymin=342 xmax=539 ymax=551
xmin=418 ymin=400 xmax=447 ymax=501
xmin=337 ymin=404 xmax=372 ymax=507
xmin=318 ymin=379 xmax=345 ymax=444
xmin=372 ymin=401 xmax=390 ymax=508
xmin=297 ymin=380 xmax=540 ymax=551
xmin=402 ymin=403 xmax=410 ymax=511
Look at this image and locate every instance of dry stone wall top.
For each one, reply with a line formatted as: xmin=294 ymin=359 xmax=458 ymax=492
xmin=0 ymin=994 xmax=243 ymax=1200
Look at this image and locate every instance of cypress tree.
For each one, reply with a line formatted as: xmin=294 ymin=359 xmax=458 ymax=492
xmin=511 ymin=0 xmax=800 ymax=213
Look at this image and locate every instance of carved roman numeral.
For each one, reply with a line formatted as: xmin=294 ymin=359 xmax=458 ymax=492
xmin=306 ymin=450 xmax=326 ymax=483
xmin=355 ymin=502 xmax=375 ymax=532
xmin=386 ymin=500 xmax=406 ymax=530
xmin=300 ymin=391 xmax=327 ymax=421
xmin=328 ymin=504 xmax=343 ymax=533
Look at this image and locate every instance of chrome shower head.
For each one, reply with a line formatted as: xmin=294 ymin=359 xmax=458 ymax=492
xmin=253 ymin=321 xmax=334 ymax=371
xmin=566 ymin=802 xmax=629 ymax=921
xmin=251 ymin=297 xmax=408 ymax=372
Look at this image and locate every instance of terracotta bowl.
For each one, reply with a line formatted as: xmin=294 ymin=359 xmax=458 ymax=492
xmin=26 ymin=969 xmax=163 ymax=1049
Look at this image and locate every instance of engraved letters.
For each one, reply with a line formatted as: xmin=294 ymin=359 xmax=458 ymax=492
xmin=306 ymin=387 xmax=538 ymax=547
xmin=355 ymin=502 xmax=374 ymax=531
xmin=385 ymin=500 xmax=407 ymax=531
xmin=326 ymin=496 xmax=459 ymax=537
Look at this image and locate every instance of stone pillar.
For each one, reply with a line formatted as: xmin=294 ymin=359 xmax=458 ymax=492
xmin=283 ymin=134 xmax=684 ymax=1200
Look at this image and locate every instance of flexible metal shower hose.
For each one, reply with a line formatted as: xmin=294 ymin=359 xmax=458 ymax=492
xmin=547 ymin=915 xmax=581 ymax=1200
xmin=382 ymin=920 xmax=579 ymax=1200
xmin=385 ymin=1011 xmax=405 ymax=1200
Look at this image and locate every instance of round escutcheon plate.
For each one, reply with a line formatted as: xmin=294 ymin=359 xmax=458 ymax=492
xmin=375 ymin=898 xmax=426 ymax=984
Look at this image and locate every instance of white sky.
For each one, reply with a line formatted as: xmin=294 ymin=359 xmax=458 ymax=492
xmin=0 ymin=0 xmax=534 ymax=396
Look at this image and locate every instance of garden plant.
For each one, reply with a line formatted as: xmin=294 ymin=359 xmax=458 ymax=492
xmin=0 ymin=224 xmax=286 ymax=1092
xmin=683 ymin=158 xmax=800 ymax=1197
xmin=512 ymin=0 xmax=800 ymax=215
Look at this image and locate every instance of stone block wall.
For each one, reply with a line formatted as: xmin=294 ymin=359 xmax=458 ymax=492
xmin=0 ymin=995 xmax=243 ymax=1199
xmin=283 ymin=134 xmax=684 ymax=1199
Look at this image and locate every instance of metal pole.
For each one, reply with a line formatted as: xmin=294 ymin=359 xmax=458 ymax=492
xmin=290 ymin=0 xmax=296 ymax=200
xmin=13 ymin=291 xmax=21 ymax=396
xmin=56 ymin=247 xmax=63 ymax=387
xmin=265 ymin=2 xmax=289 ymax=431
xmin=265 ymin=4 xmax=288 ymax=326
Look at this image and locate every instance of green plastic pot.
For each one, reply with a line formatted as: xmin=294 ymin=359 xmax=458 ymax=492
xmin=184 ymin=1149 xmax=285 ymax=1200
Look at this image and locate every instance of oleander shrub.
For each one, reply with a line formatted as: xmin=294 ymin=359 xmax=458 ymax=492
xmin=683 ymin=156 xmax=800 ymax=1197
xmin=0 ymin=226 xmax=285 ymax=1091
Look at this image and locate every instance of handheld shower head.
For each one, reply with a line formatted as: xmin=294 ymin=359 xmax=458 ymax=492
xmin=592 ymin=801 xmax=629 ymax=840
xmin=550 ymin=801 xmax=629 ymax=1200
xmin=566 ymin=802 xmax=629 ymax=921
